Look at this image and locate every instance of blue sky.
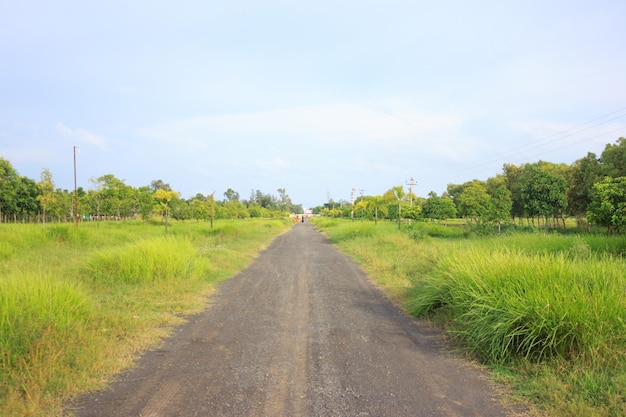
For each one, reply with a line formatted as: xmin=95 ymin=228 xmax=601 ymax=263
xmin=1 ymin=1 xmax=625 ymax=208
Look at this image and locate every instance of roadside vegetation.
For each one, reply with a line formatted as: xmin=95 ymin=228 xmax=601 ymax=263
xmin=0 ymin=219 xmax=292 ymax=416
xmin=306 ymin=137 xmax=626 ymax=416
xmin=1 ymin=132 xmax=624 ymax=416
xmin=311 ymin=217 xmax=626 ymax=417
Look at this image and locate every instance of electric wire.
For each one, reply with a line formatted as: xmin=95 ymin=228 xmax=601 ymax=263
xmin=430 ymin=107 xmax=626 ymax=181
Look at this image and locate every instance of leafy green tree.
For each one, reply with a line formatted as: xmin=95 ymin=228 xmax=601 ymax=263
xmin=365 ymin=195 xmax=389 ymax=225
xmin=0 ymin=157 xmax=19 ymax=221
xmin=518 ymin=163 xmax=568 ymax=227
xmin=488 ymin=184 xmax=512 ymax=233
xmin=170 ymin=196 xmax=190 ymax=221
xmin=208 ymin=192 xmax=216 ymax=227
xmin=86 ymin=177 xmax=105 ymax=219
xmin=423 ymin=191 xmax=457 ymax=223
xmin=150 ymin=179 xmax=172 ymax=192
xmin=248 ymin=202 xmax=267 ymax=218
xmin=567 ymin=152 xmax=602 ymax=226
xmin=277 ymin=188 xmax=290 ymax=211
xmin=458 ymin=180 xmax=491 ymax=225
xmin=93 ymin=174 xmax=132 ymax=219
xmin=600 ymin=137 xmax=626 ymax=178
xmin=587 ymin=176 xmax=626 ymax=233
xmin=37 ymin=168 xmax=55 ymax=225
xmin=223 ymin=188 xmax=240 ymax=202
xmin=446 ymin=183 xmax=464 ymax=215
xmin=222 ymin=200 xmax=249 ymax=219
xmin=15 ymin=176 xmax=40 ymax=222
xmin=354 ymin=200 xmax=368 ymax=221
xmin=135 ymin=186 xmax=156 ymax=221
xmin=52 ymin=188 xmax=74 ymax=222
xmin=190 ymin=195 xmax=208 ymax=222
xmin=154 ymin=189 xmax=180 ymax=234
xmin=390 ymin=185 xmax=406 ymax=229
xmin=502 ymin=163 xmax=525 ymax=223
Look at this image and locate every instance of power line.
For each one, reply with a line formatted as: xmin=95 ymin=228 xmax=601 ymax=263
xmin=433 ymin=107 xmax=626 ymax=180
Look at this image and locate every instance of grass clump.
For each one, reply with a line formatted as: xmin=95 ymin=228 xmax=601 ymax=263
xmin=0 ymin=273 xmax=95 ymax=414
xmin=406 ymin=221 xmax=466 ymax=240
xmin=409 ymin=249 xmax=626 ymax=364
xmin=83 ymin=237 xmax=201 ymax=284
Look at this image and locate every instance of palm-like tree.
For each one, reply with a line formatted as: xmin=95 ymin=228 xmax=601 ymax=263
xmin=365 ymin=195 xmax=388 ymax=225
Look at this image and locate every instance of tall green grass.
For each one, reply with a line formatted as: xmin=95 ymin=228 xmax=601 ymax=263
xmin=83 ymin=237 xmax=202 ymax=284
xmin=0 ymin=218 xmax=291 ymax=416
xmin=408 ymin=249 xmax=626 ymax=364
xmin=311 ymin=218 xmax=626 ymax=416
xmin=0 ymin=272 xmax=95 ymax=416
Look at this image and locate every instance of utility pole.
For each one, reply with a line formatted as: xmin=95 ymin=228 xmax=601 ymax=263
xmin=406 ymin=177 xmax=416 ymax=208
xmin=351 ymin=188 xmax=355 ymax=221
xmin=406 ymin=177 xmax=417 ymax=224
xmin=73 ymin=146 xmax=79 ymax=227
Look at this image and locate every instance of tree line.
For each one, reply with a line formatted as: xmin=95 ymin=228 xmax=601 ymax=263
xmin=0 ymin=159 xmax=303 ymax=224
xmin=313 ymin=137 xmax=626 ymax=233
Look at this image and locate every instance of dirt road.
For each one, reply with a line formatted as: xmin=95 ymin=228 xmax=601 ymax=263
xmin=66 ymin=222 xmax=526 ymax=417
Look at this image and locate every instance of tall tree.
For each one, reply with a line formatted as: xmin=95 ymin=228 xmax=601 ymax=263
xmin=277 ymin=188 xmax=290 ymax=211
xmin=37 ymin=168 xmax=55 ymax=225
xmin=518 ymin=163 xmax=568 ymax=227
xmin=587 ymin=176 xmax=626 ymax=233
xmin=223 ymin=188 xmax=240 ymax=202
xmin=600 ymin=137 xmax=626 ymax=178
xmin=15 ymin=176 xmax=40 ymax=222
xmin=387 ymin=185 xmax=406 ymax=230
xmin=458 ymin=180 xmax=491 ymax=225
xmin=365 ymin=195 xmax=389 ymax=225
xmin=0 ymin=158 xmax=19 ymax=222
xmin=208 ymin=192 xmax=216 ymax=228
xmin=446 ymin=183 xmax=464 ymax=215
xmin=96 ymin=174 xmax=132 ymax=219
xmin=354 ymin=200 xmax=368 ymax=221
xmin=150 ymin=179 xmax=172 ymax=192
xmin=154 ymin=189 xmax=180 ymax=234
xmin=135 ymin=186 xmax=156 ymax=221
xmin=423 ymin=191 xmax=457 ymax=223
xmin=488 ymin=185 xmax=512 ymax=233
xmin=567 ymin=152 xmax=602 ymax=226
xmin=502 ymin=163 xmax=525 ymax=222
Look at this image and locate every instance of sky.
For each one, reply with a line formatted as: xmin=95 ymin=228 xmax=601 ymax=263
xmin=1 ymin=0 xmax=625 ymax=209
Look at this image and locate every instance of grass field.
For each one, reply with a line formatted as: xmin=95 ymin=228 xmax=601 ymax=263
xmin=311 ymin=217 xmax=626 ymax=417
xmin=0 ymin=218 xmax=292 ymax=417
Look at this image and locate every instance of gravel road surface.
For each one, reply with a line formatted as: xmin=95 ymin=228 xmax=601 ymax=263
xmin=66 ymin=222 xmax=527 ymax=417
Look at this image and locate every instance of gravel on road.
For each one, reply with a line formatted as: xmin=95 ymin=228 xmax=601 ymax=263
xmin=65 ymin=222 xmax=528 ymax=417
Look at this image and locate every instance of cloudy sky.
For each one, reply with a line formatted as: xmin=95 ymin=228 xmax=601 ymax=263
xmin=1 ymin=1 xmax=625 ymax=208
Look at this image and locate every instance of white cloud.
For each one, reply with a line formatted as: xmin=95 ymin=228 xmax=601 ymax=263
xmin=256 ymin=156 xmax=292 ymax=173
xmin=55 ymin=122 xmax=107 ymax=150
xmin=141 ymin=101 xmax=466 ymax=147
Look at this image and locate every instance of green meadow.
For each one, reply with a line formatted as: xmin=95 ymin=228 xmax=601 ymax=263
xmin=312 ymin=218 xmax=626 ymax=417
xmin=0 ymin=219 xmax=291 ymax=417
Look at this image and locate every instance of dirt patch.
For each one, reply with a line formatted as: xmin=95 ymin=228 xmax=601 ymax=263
xmin=65 ymin=222 xmax=529 ymax=416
